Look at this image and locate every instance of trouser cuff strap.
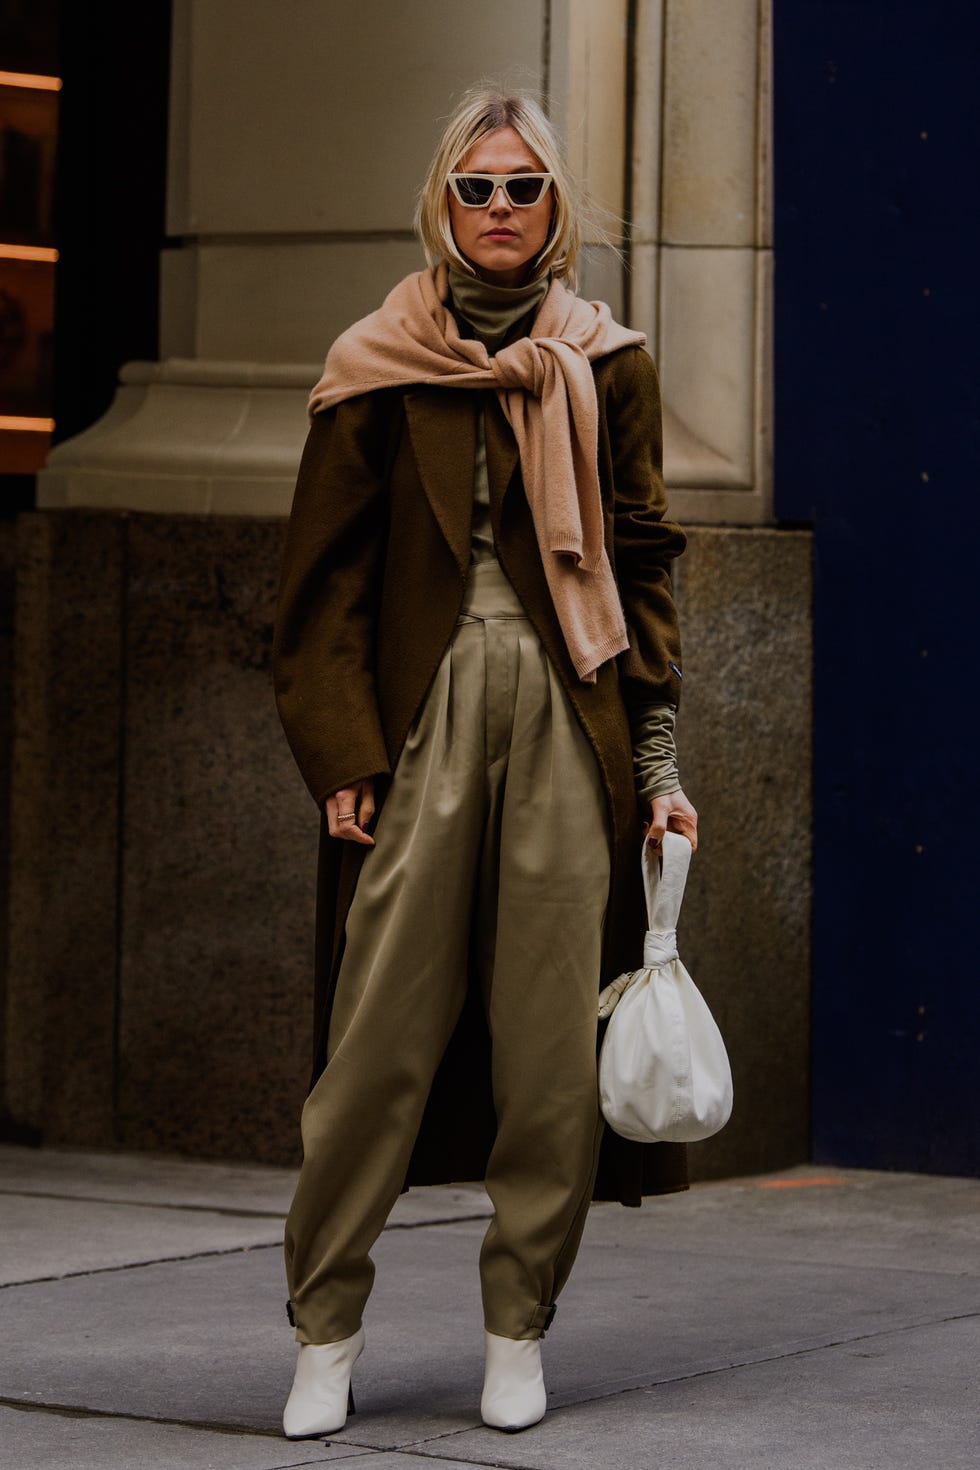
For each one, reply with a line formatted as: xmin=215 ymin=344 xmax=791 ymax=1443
xmin=527 ymin=1302 xmax=558 ymax=1335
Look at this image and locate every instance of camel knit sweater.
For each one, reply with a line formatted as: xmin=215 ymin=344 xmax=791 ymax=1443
xmin=309 ymin=262 xmax=646 ymax=683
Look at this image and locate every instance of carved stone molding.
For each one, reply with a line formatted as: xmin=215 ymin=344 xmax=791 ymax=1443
xmin=38 ymin=360 xmax=309 ymax=516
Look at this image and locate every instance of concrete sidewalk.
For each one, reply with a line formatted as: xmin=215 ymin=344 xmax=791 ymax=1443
xmin=0 ymin=1145 xmax=977 ymax=1470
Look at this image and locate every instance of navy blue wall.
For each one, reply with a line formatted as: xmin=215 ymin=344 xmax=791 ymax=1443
xmin=775 ymin=3 xmax=979 ymax=1173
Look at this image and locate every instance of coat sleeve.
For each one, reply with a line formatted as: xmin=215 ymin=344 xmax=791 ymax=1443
xmin=273 ymin=391 xmax=394 ymax=808
xmin=608 ymin=347 xmax=687 ymax=709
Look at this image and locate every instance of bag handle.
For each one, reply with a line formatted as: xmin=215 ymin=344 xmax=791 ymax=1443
xmin=641 ymin=830 xmax=692 ymax=933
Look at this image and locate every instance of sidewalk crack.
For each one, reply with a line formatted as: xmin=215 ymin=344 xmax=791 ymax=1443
xmin=0 ymin=1187 xmax=287 ymax=1219
xmin=0 ymin=1214 xmax=492 ymax=1289
xmin=0 ymin=1240 xmax=283 ymax=1289
xmin=537 ymin=1304 xmax=980 ymax=1407
xmin=0 ymin=1396 xmax=281 ymax=1437
xmin=343 ymin=1444 xmax=545 ymax=1470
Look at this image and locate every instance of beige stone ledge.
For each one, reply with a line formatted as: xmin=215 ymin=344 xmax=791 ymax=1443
xmin=37 ymin=361 xmax=311 ymax=518
xmin=37 ymin=357 xmax=771 ymax=523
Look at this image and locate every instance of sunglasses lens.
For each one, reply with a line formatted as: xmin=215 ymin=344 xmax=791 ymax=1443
xmin=506 ymin=176 xmax=547 ymax=206
xmin=455 ymin=175 xmax=495 ymax=206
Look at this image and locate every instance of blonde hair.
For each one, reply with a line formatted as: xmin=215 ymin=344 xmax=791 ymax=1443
xmin=414 ymin=87 xmax=582 ymax=288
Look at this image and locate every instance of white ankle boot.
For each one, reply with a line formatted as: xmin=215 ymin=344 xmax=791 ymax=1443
xmin=480 ymin=1329 xmax=547 ymax=1431
xmin=282 ymin=1325 xmax=365 ymax=1439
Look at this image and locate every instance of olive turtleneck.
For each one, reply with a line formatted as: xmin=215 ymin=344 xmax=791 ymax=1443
xmin=447 ymin=266 xmax=681 ymax=806
xmin=448 ymin=266 xmax=549 ymax=352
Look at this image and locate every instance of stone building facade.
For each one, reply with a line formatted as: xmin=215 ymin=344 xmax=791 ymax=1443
xmin=2 ymin=1 xmax=810 ymax=1179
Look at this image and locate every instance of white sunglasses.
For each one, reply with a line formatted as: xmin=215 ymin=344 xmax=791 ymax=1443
xmin=448 ymin=172 xmax=553 ymax=208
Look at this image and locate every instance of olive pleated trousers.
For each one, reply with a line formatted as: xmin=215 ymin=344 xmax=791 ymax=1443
xmin=284 ymin=559 xmax=611 ymax=1344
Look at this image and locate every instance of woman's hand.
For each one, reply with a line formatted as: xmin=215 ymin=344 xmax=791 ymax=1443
xmin=325 ymin=779 xmax=376 ymax=846
xmin=645 ymin=788 xmax=698 ymax=851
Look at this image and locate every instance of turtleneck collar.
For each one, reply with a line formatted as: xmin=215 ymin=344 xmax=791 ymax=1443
xmin=448 ymin=266 xmax=550 ymax=351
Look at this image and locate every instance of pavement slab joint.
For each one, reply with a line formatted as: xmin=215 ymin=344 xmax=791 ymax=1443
xmin=0 ymin=1185 xmax=292 ymax=1219
xmin=0 ymin=1238 xmax=284 ymax=1291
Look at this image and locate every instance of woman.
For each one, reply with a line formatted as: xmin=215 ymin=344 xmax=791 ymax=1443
xmin=272 ymin=87 xmax=698 ymax=1438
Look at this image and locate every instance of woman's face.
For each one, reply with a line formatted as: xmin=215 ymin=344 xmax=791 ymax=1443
xmin=448 ymin=125 xmax=554 ymax=287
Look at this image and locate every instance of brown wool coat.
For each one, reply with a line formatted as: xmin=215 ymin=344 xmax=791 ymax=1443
xmin=273 ymin=343 xmax=689 ymax=1205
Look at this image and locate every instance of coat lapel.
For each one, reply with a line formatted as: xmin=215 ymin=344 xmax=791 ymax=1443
xmin=403 ymin=390 xmax=477 ymax=574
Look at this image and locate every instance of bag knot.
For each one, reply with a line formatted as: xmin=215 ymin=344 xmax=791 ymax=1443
xmin=643 ymin=928 xmax=678 ymax=968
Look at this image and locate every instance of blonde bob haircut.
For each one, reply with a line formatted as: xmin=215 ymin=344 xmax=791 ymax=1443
xmin=415 ymin=87 xmax=582 ymax=289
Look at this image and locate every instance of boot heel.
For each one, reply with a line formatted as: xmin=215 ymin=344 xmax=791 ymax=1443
xmin=348 ymin=1384 xmax=356 ymax=1415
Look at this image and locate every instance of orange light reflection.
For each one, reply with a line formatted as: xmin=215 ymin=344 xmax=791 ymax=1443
xmin=0 ymin=70 xmax=62 ymax=91
xmin=0 ymin=416 xmax=56 ymax=433
xmin=0 ymin=243 xmax=59 ymax=263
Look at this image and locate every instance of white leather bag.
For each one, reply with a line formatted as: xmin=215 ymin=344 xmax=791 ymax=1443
xmin=598 ymin=832 xmax=733 ymax=1144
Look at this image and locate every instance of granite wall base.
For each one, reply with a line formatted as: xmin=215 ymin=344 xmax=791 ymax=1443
xmin=3 ymin=512 xmax=812 ymax=1177
xmin=677 ymin=528 xmax=813 ymax=1180
xmin=4 ymin=511 xmax=313 ymax=1164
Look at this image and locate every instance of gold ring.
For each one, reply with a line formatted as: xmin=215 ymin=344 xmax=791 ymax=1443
xmin=337 ymin=812 xmax=357 ymax=822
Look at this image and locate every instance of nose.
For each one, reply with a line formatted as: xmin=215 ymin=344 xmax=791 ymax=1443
xmin=489 ymin=184 xmax=512 ymax=212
